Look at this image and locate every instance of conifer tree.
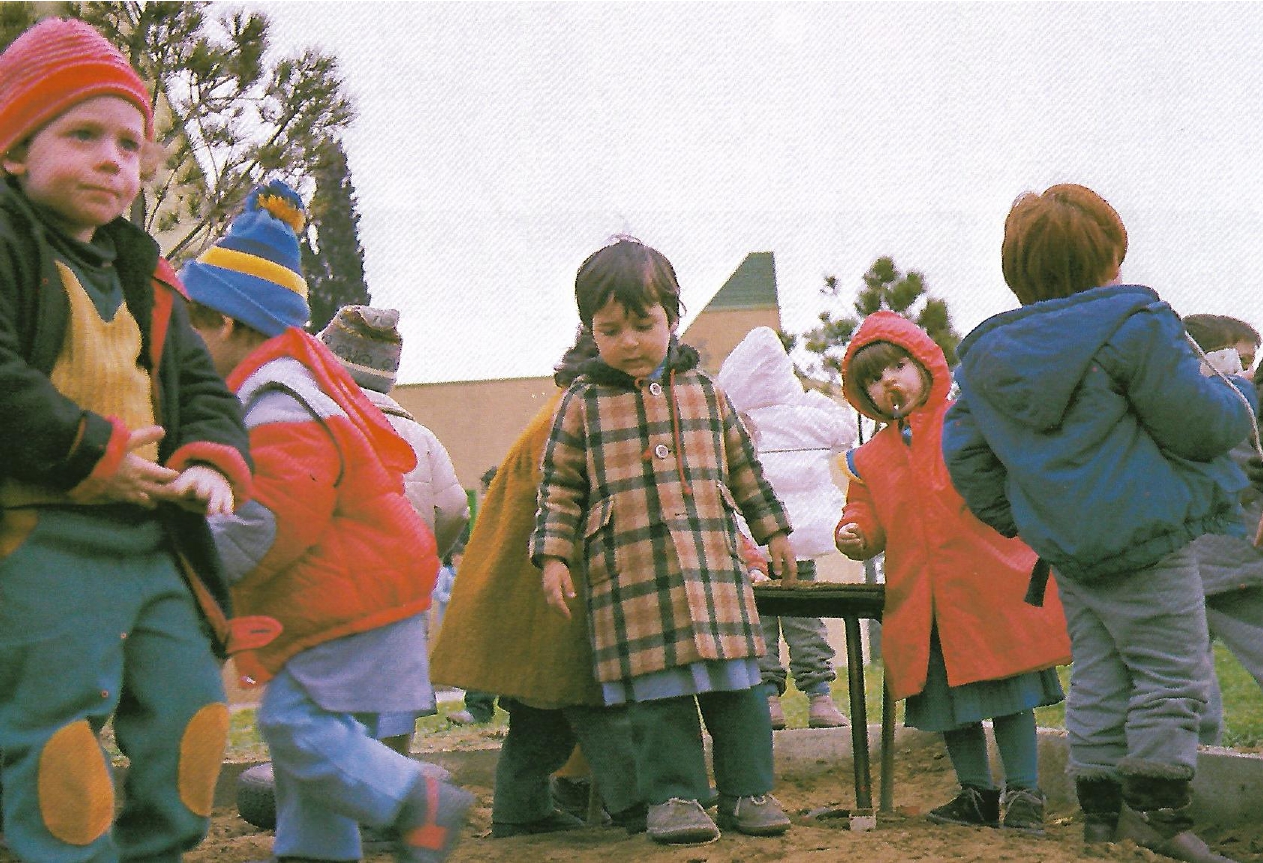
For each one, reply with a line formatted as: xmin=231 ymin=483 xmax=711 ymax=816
xmin=302 ymin=141 xmax=371 ymax=334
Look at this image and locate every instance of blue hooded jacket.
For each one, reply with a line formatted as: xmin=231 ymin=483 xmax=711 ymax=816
xmin=942 ymin=284 xmax=1256 ymax=583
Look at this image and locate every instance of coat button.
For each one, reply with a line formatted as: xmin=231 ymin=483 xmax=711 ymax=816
xmin=648 ymin=382 xmax=663 ymax=396
xmin=654 ymin=444 xmax=670 ymax=459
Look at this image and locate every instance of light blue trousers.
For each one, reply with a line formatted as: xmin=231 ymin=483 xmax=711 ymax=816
xmin=1056 ymin=544 xmax=1209 ymax=780
xmin=757 ymin=560 xmax=838 ymax=697
xmin=258 ymin=667 xmax=428 ymax=860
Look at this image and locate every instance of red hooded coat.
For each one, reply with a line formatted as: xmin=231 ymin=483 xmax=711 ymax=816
xmin=839 ymin=312 xmax=1070 ymax=701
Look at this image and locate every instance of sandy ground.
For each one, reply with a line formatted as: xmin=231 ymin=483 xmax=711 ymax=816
xmin=2 ymin=734 xmax=1259 ymax=862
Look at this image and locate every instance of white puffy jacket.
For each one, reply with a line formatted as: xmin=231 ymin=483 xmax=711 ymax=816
xmin=716 ymin=326 xmax=857 ymax=559
xmin=366 ymin=389 xmax=470 ymax=556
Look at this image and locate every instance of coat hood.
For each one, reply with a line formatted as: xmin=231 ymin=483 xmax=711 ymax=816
xmin=841 ymin=312 xmax=952 ymax=421
xmin=715 ymin=326 xmax=802 ymax=413
xmin=955 ymin=285 xmax=1161 ymax=431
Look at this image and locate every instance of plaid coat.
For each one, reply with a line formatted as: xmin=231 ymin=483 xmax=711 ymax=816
xmin=529 ymin=342 xmax=791 ymax=685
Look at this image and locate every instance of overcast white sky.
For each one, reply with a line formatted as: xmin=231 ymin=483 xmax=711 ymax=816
xmin=250 ymin=2 xmax=1263 ymax=385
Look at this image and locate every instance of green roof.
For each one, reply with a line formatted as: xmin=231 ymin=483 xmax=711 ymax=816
xmin=704 ymin=252 xmax=778 ymax=311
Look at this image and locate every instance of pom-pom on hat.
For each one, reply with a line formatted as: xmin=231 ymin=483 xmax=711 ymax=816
xmin=318 ymin=306 xmax=404 ymax=393
xmin=182 ymin=180 xmax=310 ymax=337
xmin=0 ymin=18 xmax=154 ymax=159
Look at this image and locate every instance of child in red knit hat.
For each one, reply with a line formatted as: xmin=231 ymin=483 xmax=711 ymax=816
xmin=0 ymin=17 xmax=255 ymax=863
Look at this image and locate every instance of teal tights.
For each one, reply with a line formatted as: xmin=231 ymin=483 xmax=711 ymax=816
xmin=942 ymin=710 xmax=1039 ymax=790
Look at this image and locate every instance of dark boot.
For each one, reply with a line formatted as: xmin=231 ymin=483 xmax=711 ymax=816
xmin=1117 ymin=776 xmax=1237 ymax=863
xmin=925 ymin=785 xmax=1000 ymax=827
xmin=1075 ymin=777 xmax=1122 ymax=843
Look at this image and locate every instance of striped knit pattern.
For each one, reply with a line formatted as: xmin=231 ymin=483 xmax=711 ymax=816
xmin=0 ymin=18 xmax=152 ymax=157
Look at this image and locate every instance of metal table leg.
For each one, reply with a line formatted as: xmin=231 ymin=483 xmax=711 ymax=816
xmin=880 ymin=679 xmax=895 ymax=812
xmin=844 ymin=615 xmax=872 ymax=811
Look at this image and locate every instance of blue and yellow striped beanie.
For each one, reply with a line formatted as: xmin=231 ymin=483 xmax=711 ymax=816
xmin=182 ymin=181 xmax=310 ymax=337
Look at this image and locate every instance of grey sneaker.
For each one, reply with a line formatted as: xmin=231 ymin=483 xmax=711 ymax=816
xmin=716 ymin=793 xmax=792 ymax=836
xmin=807 ymin=694 xmax=849 ymax=728
xmin=646 ymin=798 xmax=720 ymax=845
xmin=767 ymin=695 xmax=786 ymax=730
xmin=1001 ymin=786 xmax=1046 ymax=836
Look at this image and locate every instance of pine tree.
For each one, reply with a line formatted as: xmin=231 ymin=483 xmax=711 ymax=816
xmin=790 ymin=256 xmax=961 ymax=392
xmin=302 ymin=141 xmax=370 ymax=334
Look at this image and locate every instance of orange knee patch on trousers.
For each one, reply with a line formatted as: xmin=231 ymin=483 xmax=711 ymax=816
xmin=38 ymin=720 xmax=113 ymax=845
xmin=179 ymin=702 xmax=230 ymax=816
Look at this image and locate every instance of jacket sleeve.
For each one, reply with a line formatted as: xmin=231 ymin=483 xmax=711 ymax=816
xmin=942 ymin=395 xmax=1019 ymax=537
xmin=839 ymin=472 xmax=886 ymax=558
xmin=425 ymin=431 xmax=470 ymax=557
xmin=1098 ymin=307 xmax=1257 ymax=462
xmin=0 ymin=231 xmax=122 ymax=489
xmin=721 ymin=389 xmax=792 ymax=543
xmin=209 ymin=390 xmax=339 ymax=589
xmin=529 ymin=388 xmax=589 ymax=567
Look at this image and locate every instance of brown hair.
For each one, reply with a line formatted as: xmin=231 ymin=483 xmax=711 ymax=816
xmin=574 ymin=236 xmax=684 ymax=328
xmin=1001 ymin=184 xmax=1128 ymax=305
xmin=846 ymin=340 xmax=929 ymax=417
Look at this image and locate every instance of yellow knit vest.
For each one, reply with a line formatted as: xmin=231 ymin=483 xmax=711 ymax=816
xmin=0 ymin=261 xmax=157 ymax=507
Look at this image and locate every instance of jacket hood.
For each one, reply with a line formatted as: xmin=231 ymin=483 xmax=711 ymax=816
xmin=841 ymin=312 xmax=951 ymax=421
xmin=955 ymin=285 xmax=1162 ymax=431
xmin=714 ymin=326 xmax=802 ymax=413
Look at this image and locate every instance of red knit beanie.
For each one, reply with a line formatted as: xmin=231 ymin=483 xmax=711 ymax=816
xmin=0 ymin=18 xmax=153 ymax=159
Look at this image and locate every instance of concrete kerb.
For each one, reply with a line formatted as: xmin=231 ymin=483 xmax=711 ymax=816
xmin=210 ymin=726 xmax=1263 ymax=827
xmin=768 ymin=724 xmax=1263 ymax=828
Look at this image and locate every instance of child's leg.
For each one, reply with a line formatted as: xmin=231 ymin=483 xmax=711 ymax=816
xmin=626 ymin=696 xmax=710 ymax=804
xmin=0 ymin=510 xmax=169 ymax=863
xmin=757 ymin=615 xmax=787 ymax=696
xmin=1205 ymin=586 xmax=1263 ymax=692
xmin=780 ymin=562 xmax=839 ymax=699
xmin=564 ymin=704 xmax=643 ymax=821
xmin=941 ymin=722 xmax=996 ymax=790
xmin=991 ymin=710 xmax=1038 ymax=789
xmin=491 ymin=699 xmax=578 ymax=828
xmin=111 ymin=563 xmax=228 ymax=861
xmin=259 ymin=667 xmax=434 ymax=861
xmin=696 ymin=688 xmax=775 ymax=798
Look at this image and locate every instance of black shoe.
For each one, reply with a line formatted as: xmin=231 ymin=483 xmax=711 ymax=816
xmin=491 ymin=807 xmax=586 ymax=838
xmin=550 ymin=776 xmax=592 ymax=821
xmin=926 ymin=785 xmax=1001 ymax=827
xmin=609 ymin=803 xmax=648 ymax=834
xmin=1075 ymin=777 xmax=1122 ymax=843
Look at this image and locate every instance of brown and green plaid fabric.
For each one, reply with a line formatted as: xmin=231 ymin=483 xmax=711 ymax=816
xmin=530 ymin=347 xmax=791 ymax=685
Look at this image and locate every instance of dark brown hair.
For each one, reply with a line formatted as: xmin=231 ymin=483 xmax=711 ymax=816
xmin=574 ymin=236 xmax=684 ymax=328
xmin=1001 ymin=184 xmax=1128 ymax=305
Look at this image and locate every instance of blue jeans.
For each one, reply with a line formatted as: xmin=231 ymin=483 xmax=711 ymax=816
xmin=258 ymin=667 xmax=430 ymax=860
xmin=1056 ymin=545 xmax=1208 ymax=780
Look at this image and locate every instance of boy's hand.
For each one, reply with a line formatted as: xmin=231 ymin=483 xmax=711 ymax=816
xmin=159 ymin=464 xmax=236 ymax=516
xmin=834 ymin=522 xmax=867 ymax=559
xmin=541 ymin=558 xmax=575 ymax=618
xmin=73 ymin=426 xmax=179 ymax=508
xmin=766 ymin=532 xmax=798 ymax=586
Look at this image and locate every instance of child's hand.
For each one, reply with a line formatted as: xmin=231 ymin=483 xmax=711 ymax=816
xmin=766 ymin=533 xmax=798 ymax=586
xmin=71 ymin=426 xmax=180 ymax=508
xmin=541 ymin=558 xmax=575 ymax=618
xmin=834 ymin=522 xmax=867 ymax=559
xmin=159 ymin=464 xmax=236 ymax=516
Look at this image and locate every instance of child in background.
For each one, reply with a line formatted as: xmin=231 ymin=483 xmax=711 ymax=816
xmin=318 ymin=304 xmax=470 ymax=761
xmin=531 ymin=237 xmax=796 ymax=845
xmin=943 ymin=184 xmax=1252 ymax=863
xmin=183 ymin=181 xmax=472 ymax=863
xmin=0 ymin=19 xmax=254 ymax=862
xmin=716 ymin=325 xmax=854 ymax=730
xmin=431 ymin=545 xmax=463 ymax=636
xmin=1181 ymin=314 xmax=1263 ymax=746
xmin=834 ymin=312 xmax=1071 ymax=836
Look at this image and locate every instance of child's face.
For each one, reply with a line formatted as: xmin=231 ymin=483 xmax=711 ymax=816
xmin=1235 ymin=340 xmax=1258 ymax=374
xmin=865 ymin=355 xmax=929 ymax=419
xmin=2 ymin=96 xmax=144 ymax=242
xmin=590 ymin=296 xmax=673 ymax=379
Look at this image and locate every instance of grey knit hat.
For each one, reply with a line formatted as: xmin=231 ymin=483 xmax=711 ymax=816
xmin=318 ymin=305 xmax=403 ymax=393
